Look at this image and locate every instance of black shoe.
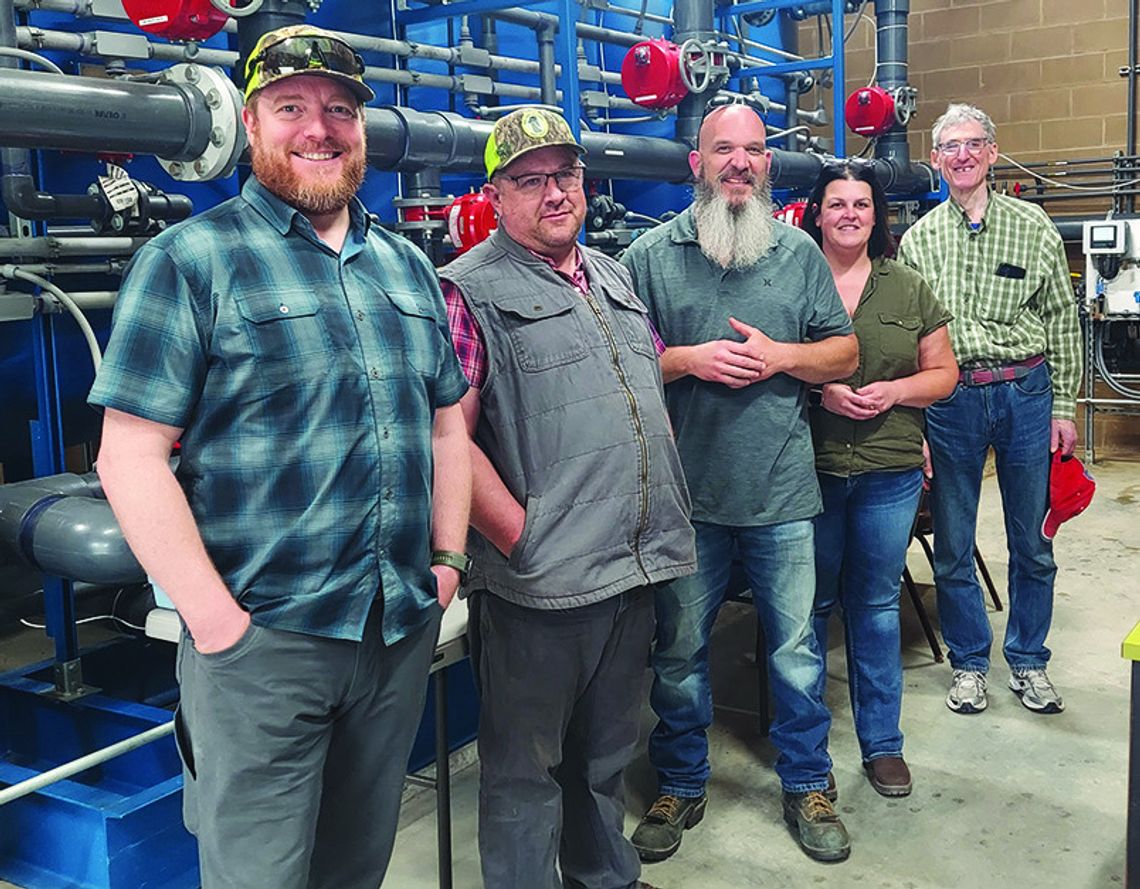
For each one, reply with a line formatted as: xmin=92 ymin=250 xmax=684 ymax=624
xmin=782 ymin=790 xmax=851 ymax=862
xmin=630 ymin=794 xmax=708 ymax=863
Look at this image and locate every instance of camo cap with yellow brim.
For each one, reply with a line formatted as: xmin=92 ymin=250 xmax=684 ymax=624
xmin=484 ymin=107 xmax=586 ymax=179
xmin=244 ymin=25 xmax=374 ymax=104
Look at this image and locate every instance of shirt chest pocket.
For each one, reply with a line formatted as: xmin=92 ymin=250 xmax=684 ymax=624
xmin=380 ymin=289 xmax=443 ymax=377
xmin=980 ymin=274 xmax=1032 ymax=326
xmin=492 ymin=293 xmax=588 ymax=373
xmin=234 ymin=290 xmax=329 ymax=367
xmin=603 ymin=287 xmax=657 ymax=359
xmin=877 ymin=312 xmax=922 ymax=369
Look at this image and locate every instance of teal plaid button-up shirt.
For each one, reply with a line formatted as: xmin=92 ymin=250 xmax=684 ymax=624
xmin=89 ymin=177 xmax=468 ymax=643
xmin=898 ymin=189 xmax=1081 ymax=419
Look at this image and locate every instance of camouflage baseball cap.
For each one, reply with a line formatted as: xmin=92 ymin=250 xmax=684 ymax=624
xmin=244 ymin=25 xmax=374 ymax=104
xmin=484 ymin=107 xmax=586 ymax=179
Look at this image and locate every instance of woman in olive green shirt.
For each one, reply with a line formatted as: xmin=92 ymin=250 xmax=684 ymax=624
xmin=801 ymin=161 xmax=957 ymax=798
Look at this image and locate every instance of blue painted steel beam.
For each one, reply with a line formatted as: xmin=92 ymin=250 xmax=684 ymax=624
xmin=398 ymin=0 xmax=550 ymax=27
xmin=715 ymin=0 xmax=823 ymax=17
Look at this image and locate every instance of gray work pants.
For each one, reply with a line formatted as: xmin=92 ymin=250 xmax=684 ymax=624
xmin=174 ymin=604 xmax=441 ymax=889
xmin=471 ymin=586 xmax=653 ymax=889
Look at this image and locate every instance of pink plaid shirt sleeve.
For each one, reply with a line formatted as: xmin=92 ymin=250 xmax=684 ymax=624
xmin=441 ymin=247 xmax=663 ymax=387
xmin=441 ymin=278 xmax=488 ymax=390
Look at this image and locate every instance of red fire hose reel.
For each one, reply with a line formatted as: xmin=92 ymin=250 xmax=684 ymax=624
xmin=122 ymin=0 xmax=229 ymax=41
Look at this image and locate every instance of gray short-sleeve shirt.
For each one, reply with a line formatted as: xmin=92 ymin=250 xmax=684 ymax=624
xmin=621 ymin=209 xmax=852 ymax=526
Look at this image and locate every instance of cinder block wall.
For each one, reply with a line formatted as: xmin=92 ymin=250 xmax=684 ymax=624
xmin=803 ymin=0 xmax=1133 ymax=164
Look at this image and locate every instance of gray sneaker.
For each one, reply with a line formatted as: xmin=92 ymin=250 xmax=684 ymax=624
xmin=1009 ymin=668 xmax=1065 ymax=713
xmin=946 ymin=670 xmax=988 ymax=714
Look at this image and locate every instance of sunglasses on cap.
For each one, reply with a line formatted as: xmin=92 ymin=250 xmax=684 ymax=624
xmin=245 ymin=35 xmax=366 ymax=91
xmin=703 ymin=92 xmax=769 ymax=119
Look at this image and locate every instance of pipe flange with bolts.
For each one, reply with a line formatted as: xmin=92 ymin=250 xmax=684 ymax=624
xmin=156 ymin=63 xmax=246 ymax=182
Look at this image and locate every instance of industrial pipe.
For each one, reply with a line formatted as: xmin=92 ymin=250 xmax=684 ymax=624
xmin=0 ymin=66 xmax=934 ymax=188
xmin=873 ymin=0 xmax=911 ymax=166
xmin=672 ymin=0 xmax=718 ymax=146
xmin=0 ymin=68 xmax=210 ymax=159
xmin=0 ymin=721 xmax=174 ymax=807
xmin=0 ymin=472 xmax=144 ymax=584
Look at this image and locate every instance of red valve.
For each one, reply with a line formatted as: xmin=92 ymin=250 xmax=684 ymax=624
xmin=621 ymin=39 xmax=688 ymax=110
xmin=121 ymin=0 xmax=229 ymax=41
xmin=773 ymin=200 xmax=808 ymax=228
xmin=844 ymin=86 xmax=897 ymax=138
xmin=446 ymin=192 xmax=497 ymax=254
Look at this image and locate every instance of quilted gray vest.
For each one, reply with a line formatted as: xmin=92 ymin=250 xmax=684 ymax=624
xmin=442 ymin=227 xmax=695 ymax=609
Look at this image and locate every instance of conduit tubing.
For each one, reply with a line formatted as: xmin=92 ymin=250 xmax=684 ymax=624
xmin=0 ymin=722 xmax=174 ymax=807
xmin=0 ymin=236 xmax=149 ymax=258
xmin=18 ymin=25 xmax=236 ymax=67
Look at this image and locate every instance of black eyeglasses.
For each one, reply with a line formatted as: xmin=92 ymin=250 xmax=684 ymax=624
xmin=499 ymin=164 xmax=586 ymax=195
xmin=246 ymin=35 xmax=365 ymax=84
xmin=703 ymin=93 xmax=769 ymax=119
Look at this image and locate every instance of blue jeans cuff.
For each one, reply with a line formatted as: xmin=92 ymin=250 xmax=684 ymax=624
xmin=1009 ymin=662 xmax=1048 ymax=674
xmin=949 ymin=661 xmax=989 ymax=673
xmin=863 ymin=751 xmax=904 ymax=762
xmin=658 ymin=784 xmax=705 ymax=799
xmin=782 ymin=781 xmax=829 ymax=795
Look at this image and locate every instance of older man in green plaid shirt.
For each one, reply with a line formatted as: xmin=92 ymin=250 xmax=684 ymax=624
xmin=898 ymin=102 xmax=1081 ymax=718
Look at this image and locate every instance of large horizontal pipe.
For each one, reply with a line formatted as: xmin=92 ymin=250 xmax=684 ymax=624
xmin=0 ymin=68 xmax=933 ymax=188
xmin=0 ymin=68 xmax=209 ymax=160
xmin=0 ymin=473 xmax=145 ymax=585
xmin=0 ymin=237 xmax=151 ymax=259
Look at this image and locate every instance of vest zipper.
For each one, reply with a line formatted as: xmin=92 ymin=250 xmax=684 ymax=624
xmin=582 ymin=290 xmax=651 ymax=580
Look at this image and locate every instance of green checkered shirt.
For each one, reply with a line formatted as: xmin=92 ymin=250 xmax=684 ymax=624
xmin=897 ymin=190 xmax=1081 ymax=418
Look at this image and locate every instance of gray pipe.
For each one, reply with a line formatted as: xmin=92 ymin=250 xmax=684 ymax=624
xmin=873 ymin=0 xmax=910 ymax=165
xmin=0 ymin=68 xmax=209 ymax=159
xmin=0 ymin=66 xmax=932 ymax=188
xmin=536 ymin=21 xmax=557 ymax=106
xmin=673 ymin=0 xmax=715 ymax=146
xmin=0 ymin=237 xmax=150 ymax=258
xmin=0 ymin=473 xmax=145 ymax=585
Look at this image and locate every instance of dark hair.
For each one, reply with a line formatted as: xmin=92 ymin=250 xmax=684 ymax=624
xmin=801 ymin=159 xmax=895 ymax=259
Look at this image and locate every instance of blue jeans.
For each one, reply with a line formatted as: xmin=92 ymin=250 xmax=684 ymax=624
xmin=925 ymin=361 xmax=1057 ymax=673
xmin=812 ymin=468 xmax=924 ymax=763
xmin=648 ymin=519 xmax=832 ymax=795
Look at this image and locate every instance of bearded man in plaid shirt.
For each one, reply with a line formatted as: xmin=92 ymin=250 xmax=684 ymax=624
xmin=898 ymin=103 xmax=1082 ymax=718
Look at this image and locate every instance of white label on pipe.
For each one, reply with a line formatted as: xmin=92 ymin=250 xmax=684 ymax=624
xmin=138 ymin=15 xmax=170 ymax=26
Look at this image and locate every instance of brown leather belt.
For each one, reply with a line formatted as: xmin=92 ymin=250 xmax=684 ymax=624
xmin=958 ymin=354 xmax=1045 ymax=386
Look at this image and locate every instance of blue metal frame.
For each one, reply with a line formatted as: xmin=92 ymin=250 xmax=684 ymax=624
xmin=721 ymin=0 xmax=847 ymax=157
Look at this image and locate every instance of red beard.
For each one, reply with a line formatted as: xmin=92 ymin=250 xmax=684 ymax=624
xmin=249 ymin=131 xmax=367 ymax=215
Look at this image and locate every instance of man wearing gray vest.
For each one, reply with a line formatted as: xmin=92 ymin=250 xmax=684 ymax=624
xmin=621 ymin=99 xmax=858 ymax=864
xmin=440 ymin=107 xmax=696 ymax=889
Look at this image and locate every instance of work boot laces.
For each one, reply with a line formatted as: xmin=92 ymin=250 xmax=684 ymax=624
xmin=646 ymin=795 xmax=682 ymax=824
xmin=800 ymin=790 xmax=839 ymax=823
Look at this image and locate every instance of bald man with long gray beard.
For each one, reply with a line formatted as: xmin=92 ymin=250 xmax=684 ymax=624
xmin=621 ymin=99 xmax=859 ymax=865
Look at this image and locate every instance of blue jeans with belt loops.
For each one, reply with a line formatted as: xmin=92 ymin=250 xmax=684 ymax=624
xmin=812 ymin=467 xmax=924 ymax=763
xmin=925 ymin=361 xmax=1057 ymax=673
xmin=648 ymin=519 xmax=832 ymax=796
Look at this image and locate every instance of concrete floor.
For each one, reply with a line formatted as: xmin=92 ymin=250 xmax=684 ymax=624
xmin=2 ymin=460 xmax=1137 ymax=888
xmin=387 ymin=459 xmax=1137 ymax=889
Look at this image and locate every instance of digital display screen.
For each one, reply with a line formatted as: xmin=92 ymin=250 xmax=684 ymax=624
xmin=1091 ymin=224 xmax=1120 ymax=249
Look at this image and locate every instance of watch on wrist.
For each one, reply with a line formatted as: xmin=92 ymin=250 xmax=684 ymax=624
xmin=431 ymin=550 xmax=472 ymax=584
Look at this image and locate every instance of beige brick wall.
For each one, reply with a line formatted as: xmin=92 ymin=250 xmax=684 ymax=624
xmin=802 ymin=0 xmax=1133 ymax=165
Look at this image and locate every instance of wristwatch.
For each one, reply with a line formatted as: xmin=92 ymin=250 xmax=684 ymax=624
xmin=431 ymin=550 xmax=472 ymax=585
